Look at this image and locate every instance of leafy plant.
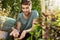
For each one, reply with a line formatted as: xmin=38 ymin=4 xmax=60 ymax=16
xmin=27 ymin=23 xmax=42 ymax=40
xmin=1 ymin=0 xmax=41 ymax=18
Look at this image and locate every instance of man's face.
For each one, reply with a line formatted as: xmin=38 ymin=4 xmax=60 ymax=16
xmin=22 ymin=4 xmax=31 ymax=16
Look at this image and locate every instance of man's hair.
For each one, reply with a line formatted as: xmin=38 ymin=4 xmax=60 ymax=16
xmin=21 ymin=0 xmax=32 ymax=5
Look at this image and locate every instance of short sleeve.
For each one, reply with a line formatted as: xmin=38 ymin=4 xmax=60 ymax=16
xmin=33 ymin=10 xmax=39 ymax=19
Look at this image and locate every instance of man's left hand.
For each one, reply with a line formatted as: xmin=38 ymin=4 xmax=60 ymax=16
xmin=19 ymin=30 xmax=27 ymax=40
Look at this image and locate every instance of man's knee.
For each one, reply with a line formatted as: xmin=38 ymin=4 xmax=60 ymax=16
xmin=0 ymin=31 xmax=8 ymax=40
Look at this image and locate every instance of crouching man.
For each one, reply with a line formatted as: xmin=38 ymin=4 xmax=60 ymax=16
xmin=10 ymin=0 xmax=39 ymax=40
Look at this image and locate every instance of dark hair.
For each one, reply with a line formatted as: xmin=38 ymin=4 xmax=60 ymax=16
xmin=21 ymin=0 xmax=31 ymax=5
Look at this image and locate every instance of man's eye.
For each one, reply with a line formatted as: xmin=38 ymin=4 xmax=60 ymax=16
xmin=26 ymin=7 xmax=29 ymax=9
xmin=22 ymin=8 xmax=25 ymax=9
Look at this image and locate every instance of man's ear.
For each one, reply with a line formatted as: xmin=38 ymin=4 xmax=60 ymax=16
xmin=30 ymin=3 xmax=32 ymax=10
xmin=29 ymin=2 xmax=32 ymax=10
xmin=29 ymin=4 xmax=32 ymax=13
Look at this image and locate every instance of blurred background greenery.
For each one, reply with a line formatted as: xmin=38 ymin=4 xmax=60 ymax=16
xmin=0 ymin=0 xmax=41 ymax=19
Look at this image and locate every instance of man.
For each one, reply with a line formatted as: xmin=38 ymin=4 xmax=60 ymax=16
xmin=10 ymin=0 xmax=39 ymax=40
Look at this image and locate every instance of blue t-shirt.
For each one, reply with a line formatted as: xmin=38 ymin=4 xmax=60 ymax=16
xmin=17 ymin=10 xmax=39 ymax=32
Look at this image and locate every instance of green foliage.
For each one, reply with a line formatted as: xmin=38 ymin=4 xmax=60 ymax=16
xmin=1 ymin=0 xmax=41 ymax=18
xmin=32 ymin=0 xmax=41 ymax=16
xmin=51 ymin=13 xmax=60 ymax=27
xmin=2 ymin=0 xmax=21 ymax=18
xmin=50 ymin=13 xmax=60 ymax=40
xmin=27 ymin=23 xmax=42 ymax=40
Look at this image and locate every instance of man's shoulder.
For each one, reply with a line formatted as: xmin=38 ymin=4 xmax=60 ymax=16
xmin=31 ymin=10 xmax=39 ymax=18
xmin=17 ymin=13 xmax=23 ymax=17
xmin=18 ymin=13 xmax=22 ymax=16
xmin=31 ymin=10 xmax=38 ymax=15
xmin=32 ymin=10 xmax=38 ymax=13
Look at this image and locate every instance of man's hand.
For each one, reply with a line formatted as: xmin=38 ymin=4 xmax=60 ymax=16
xmin=19 ymin=30 xmax=27 ymax=40
xmin=10 ymin=29 xmax=19 ymax=37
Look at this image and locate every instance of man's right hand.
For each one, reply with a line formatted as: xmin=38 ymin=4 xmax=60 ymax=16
xmin=10 ymin=28 xmax=19 ymax=37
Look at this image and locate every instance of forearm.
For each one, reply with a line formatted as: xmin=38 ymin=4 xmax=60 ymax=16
xmin=25 ymin=28 xmax=32 ymax=32
xmin=16 ymin=22 xmax=21 ymax=32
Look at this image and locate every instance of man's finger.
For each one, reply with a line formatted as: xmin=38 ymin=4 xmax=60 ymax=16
xmin=19 ymin=32 xmax=26 ymax=39
xmin=10 ymin=31 xmax=14 ymax=36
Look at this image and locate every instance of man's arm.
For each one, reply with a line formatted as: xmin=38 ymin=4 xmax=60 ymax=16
xmin=25 ymin=18 xmax=38 ymax=32
xmin=10 ymin=22 xmax=21 ymax=37
xmin=19 ymin=18 xmax=38 ymax=40
xmin=16 ymin=21 xmax=21 ymax=32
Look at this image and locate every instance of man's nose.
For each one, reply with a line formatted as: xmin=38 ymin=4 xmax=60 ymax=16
xmin=24 ymin=9 xmax=27 ymax=11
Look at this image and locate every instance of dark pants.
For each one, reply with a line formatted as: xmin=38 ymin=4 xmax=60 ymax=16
xmin=7 ymin=32 xmax=35 ymax=40
xmin=19 ymin=33 xmax=31 ymax=40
